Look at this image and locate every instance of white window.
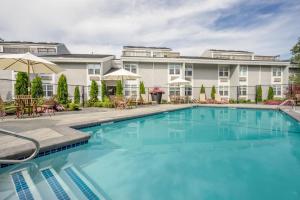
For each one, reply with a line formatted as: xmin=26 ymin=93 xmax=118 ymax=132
xmin=124 ymin=84 xmax=138 ymax=97
xmin=169 ymin=64 xmax=181 ymax=75
xmin=219 ymin=86 xmax=229 ymax=97
xmin=239 ymin=66 xmax=248 ymax=77
xmin=124 ymin=64 xmax=138 ymax=74
xmin=185 ymin=86 xmax=192 ymax=96
xmin=219 ymin=66 xmax=229 ymax=77
xmin=87 ymin=64 xmax=100 ymax=75
xmin=169 ymin=87 xmax=180 ymax=96
xmin=185 ymin=65 xmax=193 ymax=77
xmin=272 ymin=67 xmax=281 ymax=77
xmin=273 ymin=85 xmax=282 ymax=96
xmin=43 ymin=84 xmax=53 ymax=98
xmin=239 ymin=86 xmax=247 ymax=96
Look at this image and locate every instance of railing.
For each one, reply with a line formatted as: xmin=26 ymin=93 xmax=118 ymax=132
xmin=0 ymin=128 xmax=40 ymax=164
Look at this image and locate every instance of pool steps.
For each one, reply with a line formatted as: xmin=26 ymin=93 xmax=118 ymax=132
xmin=10 ymin=166 xmax=105 ymax=200
xmin=64 ymin=165 xmax=104 ymax=200
xmin=10 ymin=169 xmax=41 ymax=200
xmin=40 ymin=167 xmax=76 ymax=200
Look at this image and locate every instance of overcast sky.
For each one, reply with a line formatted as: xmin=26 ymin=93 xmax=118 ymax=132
xmin=0 ymin=0 xmax=299 ymax=58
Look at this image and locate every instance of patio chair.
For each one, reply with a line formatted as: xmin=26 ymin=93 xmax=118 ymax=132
xmin=41 ymin=98 xmax=56 ymax=116
xmin=199 ymin=93 xmax=207 ymax=104
xmin=113 ymin=96 xmax=127 ymax=109
xmin=0 ymin=96 xmax=6 ymax=120
xmin=215 ymin=94 xmax=228 ymax=104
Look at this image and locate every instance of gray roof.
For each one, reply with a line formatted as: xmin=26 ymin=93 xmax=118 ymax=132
xmin=123 ymin=46 xmax=171 ymax=50
xmin=104 ymin=67 xmax=120 ymax=75
xmin=179 ymin=56 xmax=287 ymax=62
xmin=208 ymin=49 xmax=253 ymax=53
xmin=0 ymin=40 xmax=63 ymax=45
xmin=41 ymin=54 xmax=113 ymax=58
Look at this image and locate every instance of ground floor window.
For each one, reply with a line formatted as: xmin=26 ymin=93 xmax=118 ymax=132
xmin=218 ymin=86 xmax=229 ymax=97
xmin=239 ymin=86 xmax=247 ymax=96
xmin=273 ymin=85 xmax=282 ymax=96
xmin=185 ymin=86 xmax=192 ymax=96
xmin=124 ymin=84 xmax=138 ymax=97
xmin=169 ymin=87 xmax=180 ymax=96
xmin=43 ymin=84 xmax=53 ymax=98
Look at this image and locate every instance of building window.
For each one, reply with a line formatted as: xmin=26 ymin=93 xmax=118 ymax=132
xmin=273 ymin=85 xmax=282 ymax=96
xmin=185 ymin=65 xmax=193 ymax=77
xmin=124 ymin=84 xmax=138 ymax=97
xmin=185 ymin=86 xmax=192 ymax=96
xmin=219 ymin=66 xmax=229 ymax=77
xmin=43 ymin=84 xmax=53 ymax=98
xmin=239 ymin=66 xmax=247 ymax=77
xmin=239 ymin=86 xmax=247 ymax=96
xmin=87 ymin=64 xmax=101 ymax=75
xmin=169 ymin=87 xmax=180 ymax=96
xmin=124 ymin=64 xmax=138 ymax=74
xmin=169 ymin=64 xmax=181 ymax=75
xmin=272 ymin=67 xmax=281 ymax=77
xmin=219 ymin=86 xmax=229 ymax=97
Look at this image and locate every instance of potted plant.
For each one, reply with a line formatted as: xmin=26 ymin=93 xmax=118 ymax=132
xmin=150 ymin=87 xmax=165 ymax=104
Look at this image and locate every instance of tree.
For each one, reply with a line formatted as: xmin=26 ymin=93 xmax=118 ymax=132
xmin=211 ymin=85 xmax=216 ymax=100
xmin=267 ymin=86 xmax=274 ymax=100
xmin=200 ymin=84 xmax=205 ymax=94
xmin=74 ymin=86 xmax=80 ymax=104
xmin=89 ymin=80 xmax=98 ymax=102
xmin=31 ymin=76 xmax=44 ymax=98
xmin=57 ymin=74 xmax=68 ymax=104
xmin=256 ymin=85 xmax=262 ymax=102
xmin=291 ymin=38 xmax=300 ymax=67
xmin=101 ymin=80 xmax=107 ymax=101
xmin=116 ymin=80 xmax=123 ymax=96
xmin=139 ymin=81 xmax=145 ymax=94
xmin=15 ymin=72 xmax=29 ymax=95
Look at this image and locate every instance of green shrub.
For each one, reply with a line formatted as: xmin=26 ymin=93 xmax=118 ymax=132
xmin=31 ymin=76 xmax=44 ymax=98
xmin=200 ymin=84 xmax=205 ymax=94
xmin=74 ymin=86 xmax=80 ymax=104
xmin=89 ymin=80 xmax=99 ymax=103
xmin=101 ymin=80 xmax=107 ymax=101
xmin=102 ymin=96 xmax=113 ymax=108
xmin=211 ymin=85 xmax=216 ymax=100
xmin=139 ymin=81 xmax=145 ymax=94
xmin=267 ymin=86 xmax=274 ymax=100
xmin=57 ymin=74 xmax=68 ymax=104
xmin=116 ymin=80 xmax=123 ymax=96
xmin=256 ymin=85 xmax=262 ymax=102
xmin=15 ymin=72 xmax=29 ymax=95
xmin=94 ymin=101 xmax=103 ymax=107
xmin=68 ymin=103 xmax=80 ymax=111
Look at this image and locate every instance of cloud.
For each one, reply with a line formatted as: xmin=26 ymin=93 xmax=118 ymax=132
xmin=0 ymin=0 xmax=299 ymax=58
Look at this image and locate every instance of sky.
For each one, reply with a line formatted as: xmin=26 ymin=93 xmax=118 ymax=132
xmin=0 ymin=0 xmax=299 ymax=59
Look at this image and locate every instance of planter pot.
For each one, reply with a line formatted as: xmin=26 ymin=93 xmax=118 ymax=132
xmin=151 ymin=93 xmax=163 ymax=104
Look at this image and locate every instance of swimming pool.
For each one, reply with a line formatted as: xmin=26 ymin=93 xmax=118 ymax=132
xmin=1 ymin=107 xmax=300 ymax=200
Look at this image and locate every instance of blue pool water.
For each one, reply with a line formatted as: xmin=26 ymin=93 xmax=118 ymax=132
xmin=1 ymin=107 xmax=300 ymax=200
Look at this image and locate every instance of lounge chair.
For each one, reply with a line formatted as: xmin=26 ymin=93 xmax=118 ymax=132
xmin=215 ymin=94 xmax=228 ymax=104
xmin=199 ymin=93 xmax=207 ymax=104
xmin=295 ymin=94 xmax=300 ymax=105
xmin=41 ymin=98 xmax=56 ymax=116
xmin=141 ymin=94 xmax=156 ymax=105
xmin=113 ymin=96 xmax=127 ymax=109
xmin=0 ymin=96 xmax=5 ymax=120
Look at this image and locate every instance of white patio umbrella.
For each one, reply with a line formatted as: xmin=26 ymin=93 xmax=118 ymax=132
xmin=103 ymin=68 xmax=141 ymax=81
xmin=0 ymin=52 xmax=63 ymax=93
xmin=0 ymin=52 xmax=62 ymax=74
xmin=168 ymin=77 xmax=191 ymax=86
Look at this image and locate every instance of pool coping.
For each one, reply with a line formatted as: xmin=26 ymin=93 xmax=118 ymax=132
xmin=1 ymin=103 xmax=299 ymax=169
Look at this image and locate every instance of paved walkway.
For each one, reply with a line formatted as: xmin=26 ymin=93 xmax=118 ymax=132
xmin=0 ymin=103 xmax=299 ymax=160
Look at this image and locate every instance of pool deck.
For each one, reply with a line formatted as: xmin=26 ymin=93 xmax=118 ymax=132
xmin=0 ymin=103 xmax=298 ymax=161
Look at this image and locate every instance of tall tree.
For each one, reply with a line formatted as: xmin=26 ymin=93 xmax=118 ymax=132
xmin=101 ymin=80 xmax=107 ymax=100
xmin=15 ymin=72 xmax=29 ymax=95
xmin=200 ymin=84 xmax=205 ymax=94
xmin=57 ymin=74 xmax=68 ymax=104
xmin=139 ymin=81 xmax=145 ymax=95
xmin=31 ymin=76 xmax=44 ymax=98
xmin=291 ymin=38 xmax=300 ymax=67
xmin=256 ymin=85 xmax=262 ymax=102
xmin=89 ymin=80 xmax=99 ymax=102
xmin=74 ymin=86 xmax=80 ymax=104
xmin=211 ymin=85 xmax=216 ymax=100
xmin=116 ymin=80 xmax=123 ymax=96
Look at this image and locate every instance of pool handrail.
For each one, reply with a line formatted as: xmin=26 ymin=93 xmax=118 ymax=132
xmin=0 ymin=128 xmax=40 ymax=164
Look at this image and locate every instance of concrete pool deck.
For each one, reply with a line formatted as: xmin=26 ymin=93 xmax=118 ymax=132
xmin=0 ymin=103 xmax=299 ymax=162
